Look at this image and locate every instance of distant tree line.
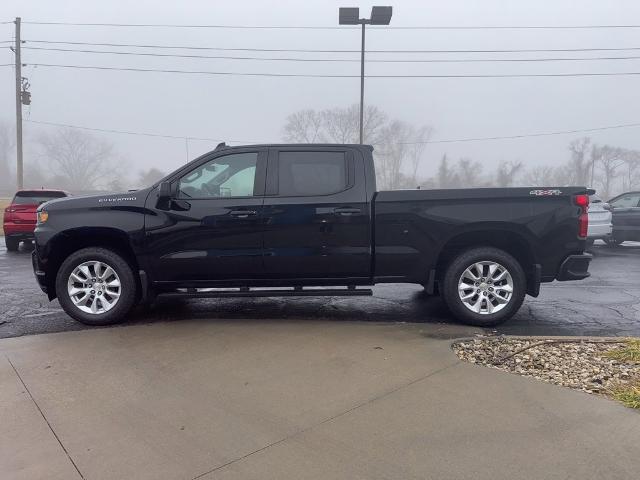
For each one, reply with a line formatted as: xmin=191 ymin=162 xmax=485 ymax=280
xmin=425 ymin=137 xmax=640 ymax=199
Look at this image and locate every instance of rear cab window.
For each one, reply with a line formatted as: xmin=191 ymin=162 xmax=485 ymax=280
xmin=276 ymin=151 xmax=349 ymax=196
xmin=12 ymin=191 xmax=67 ymax=205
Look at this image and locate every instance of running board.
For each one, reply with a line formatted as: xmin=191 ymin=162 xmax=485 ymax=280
xmin=160 ymin=287 xmax=373 ymax=299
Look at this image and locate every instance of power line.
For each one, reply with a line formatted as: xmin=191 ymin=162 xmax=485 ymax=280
xmin=25 ymin=63 xmax=640 ymax=78
xmin=24 ymin=39 xmax=640 ymax=54
xmin=402 ymin=122 xmax=640 ymax=144
xmin=22 ymin=46 xmax=640 ymax=64
xmin=25 ymin=118 xmax=640 ymax=145
xmin=23 ymin=46 xmax=358 ymax=63
xmin=24 ymin=119 xmax=264 ymax=143
xmin=19 ymin=21 xmax=640 ymax=30
xmin=0 ymin=63 xmax=13 ymax=67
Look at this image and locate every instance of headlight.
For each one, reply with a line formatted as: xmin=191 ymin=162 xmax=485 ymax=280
xmin=37 ymin=210 xmax=49 ymax=224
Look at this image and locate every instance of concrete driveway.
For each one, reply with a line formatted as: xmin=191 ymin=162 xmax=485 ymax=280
xmin=1 ymin=320 xmax=638 ymax=480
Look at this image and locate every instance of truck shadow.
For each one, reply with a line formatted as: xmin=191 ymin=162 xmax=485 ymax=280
xmin=131 ymin=287 xmax=461 ymax=327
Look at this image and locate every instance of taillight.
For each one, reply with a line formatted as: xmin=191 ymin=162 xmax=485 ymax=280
xmin=3 ymin=206 xmax=14 ymax=220
xmin=574 ymin=194 xmax=589 ymax=239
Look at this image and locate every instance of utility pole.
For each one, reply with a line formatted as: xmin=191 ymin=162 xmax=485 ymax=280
xmin=339 ymin=7 xmax=392 ymax=145
xmin=359 ymin=23 xmax=365 ymax=144
xmin=14 ymin=17 xmax=23 ymax=190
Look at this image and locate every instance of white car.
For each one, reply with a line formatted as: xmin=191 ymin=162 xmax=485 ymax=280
xmin=587 ymin=194 xmax=612 ymax=247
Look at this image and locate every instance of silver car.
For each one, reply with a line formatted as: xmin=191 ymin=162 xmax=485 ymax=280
xmin=587 ymin=194 xmax=612 ymax=247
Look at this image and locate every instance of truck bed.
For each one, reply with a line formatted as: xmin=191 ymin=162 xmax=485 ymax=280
xmin=373 ymin=187 xmax=589 ymax=284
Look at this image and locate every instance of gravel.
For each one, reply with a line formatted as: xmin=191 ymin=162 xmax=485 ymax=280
xmin=453 ymin=337 xmax=640 ymax=396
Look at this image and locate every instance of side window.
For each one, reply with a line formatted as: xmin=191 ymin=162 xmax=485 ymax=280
xmin=611 ymin=194 xmax=640 ymax=208
xmin=278 ymin=151 xmax=347 ymax=196
xmin=178 ymin=152 xmax=258 ymax=198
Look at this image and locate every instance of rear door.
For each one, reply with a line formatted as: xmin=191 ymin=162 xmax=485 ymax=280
xmin=261 ymin=147 xmax=371 ymax=280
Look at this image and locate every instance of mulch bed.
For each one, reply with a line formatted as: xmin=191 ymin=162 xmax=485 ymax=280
xmin=453 ymin=336 xmax=640 ymax=398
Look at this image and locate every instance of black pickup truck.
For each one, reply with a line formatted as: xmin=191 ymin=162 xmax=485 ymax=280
xmin=32 ymin=143 xmax=591 ymax=327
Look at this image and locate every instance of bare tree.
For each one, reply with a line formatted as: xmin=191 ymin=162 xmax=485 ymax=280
xmin=621 ymin=149 xmax=640 ymax=192
xmin=321 ymin=106 xmax=359 ymax=143
xmin=138 ymin=167 xmax=166 ymax=187
xmin=407 ymin=126 xmax=433 ymax=185
xmin=591 ymin=145 xmax=625 ymax=199
xmin=522 ymin=165 xmax=559 ymax=186
xmin=283 ymin=104 xmax=388 ymax=145
xmin=436 ymin=155 xmax=459 ymax=188
xmin=567 ymin=137 xmax=592 ymax=185
xmin=37 ymin=128 xmax=119 ymax=190
xmin=283 ymin=109 xmax=324 ymax=143
xmin=495 ymin=161 xmax=524 ymax=187
xmin=322 ymin=104 xmax=387 ymax=144
xmin=375 ymin=122 xmax=431 ymax=189
xmin=454 ymin=158 xmax=484 ymax=188
xmin=375 ymin=121 xmax=410 ymax=189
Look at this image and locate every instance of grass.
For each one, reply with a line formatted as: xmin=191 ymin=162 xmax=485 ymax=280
xmin=610 ymin=384 xmax=640 ymax=409
xmin=602 ymin=339 xmax=640 ymax=409
xmin=603 ymin=339 xmax=640 ymax=363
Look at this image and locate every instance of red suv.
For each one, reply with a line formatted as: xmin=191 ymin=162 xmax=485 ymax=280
xmin=3 ymin=189 xmax=69 ymax=251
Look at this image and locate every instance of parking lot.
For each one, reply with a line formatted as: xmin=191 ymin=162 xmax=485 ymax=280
xmin=1 ymin=241 xmax=638 ymax=339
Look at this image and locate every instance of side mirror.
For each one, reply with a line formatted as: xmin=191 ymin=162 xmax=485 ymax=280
xmin=156 ymin=181 xmax=172 ymax=210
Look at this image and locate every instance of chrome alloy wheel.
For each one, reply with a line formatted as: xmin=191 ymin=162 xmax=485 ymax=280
xmin=457 ymin=261 xmax=513 ymax=315
xmin=67 ymin=261 xmax=121 ymax=314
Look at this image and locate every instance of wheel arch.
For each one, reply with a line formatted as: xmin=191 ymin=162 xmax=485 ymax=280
xmin=44 ymin=227 xmax=140 ymax=299
xmin=432 ymin=228 xmax=539 ymax=296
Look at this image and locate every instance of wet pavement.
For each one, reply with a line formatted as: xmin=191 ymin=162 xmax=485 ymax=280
xmin=0 ymin=240 xmax=638 ymax=339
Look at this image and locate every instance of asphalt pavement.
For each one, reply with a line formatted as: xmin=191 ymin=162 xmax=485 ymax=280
xmin=1 ymin=240 xmax=639 ymax=338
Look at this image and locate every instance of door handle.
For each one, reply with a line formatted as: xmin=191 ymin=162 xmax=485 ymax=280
xmin=333 ymin=207 xmax=361 ymax=216
xmin=229 ymin=210 xmax=257 ymax=218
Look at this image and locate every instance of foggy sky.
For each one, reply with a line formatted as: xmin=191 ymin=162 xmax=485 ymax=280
xmin=2 ymin=0 xmax=640 ymax=181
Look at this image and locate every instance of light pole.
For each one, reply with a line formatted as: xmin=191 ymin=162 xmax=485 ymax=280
xmin=339 ymin=6 xmax=392 ymax=144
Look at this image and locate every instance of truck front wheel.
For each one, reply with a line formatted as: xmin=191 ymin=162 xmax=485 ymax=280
xmin=55 ymin=247 xmax=137 ymax=325
xmin=441 ymin=247 xmax=526 ymax=327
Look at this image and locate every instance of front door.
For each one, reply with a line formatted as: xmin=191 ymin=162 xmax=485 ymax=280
xmin=146 ymin=149 xmax=267 ymax=283
xmin=261 ymin=147 xmax=372 ymax=281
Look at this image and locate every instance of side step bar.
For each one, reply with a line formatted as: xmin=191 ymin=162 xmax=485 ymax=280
xmin=160 ymin=287 xmax=373 ymax=299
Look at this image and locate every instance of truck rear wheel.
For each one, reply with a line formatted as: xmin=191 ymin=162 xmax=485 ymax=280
xmin=441 ymin=247 xmax=526 ymax=327
xmin=55 ymin=247 xmax=137 ymax=325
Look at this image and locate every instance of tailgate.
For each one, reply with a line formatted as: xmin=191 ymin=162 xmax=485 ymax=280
xmin=8 ymin=204 xmax=38 ymax=224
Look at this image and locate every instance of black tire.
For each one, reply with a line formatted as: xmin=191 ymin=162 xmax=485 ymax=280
xmin=585 ymin=239 xmax=595 ymax=250
xmin=441 ymin=247 xmax=526 ymax=327
xmin=55 ymin=247 xmax=137 ymax=325
xmin=5 ymin=237 xmax=19 ymax=252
